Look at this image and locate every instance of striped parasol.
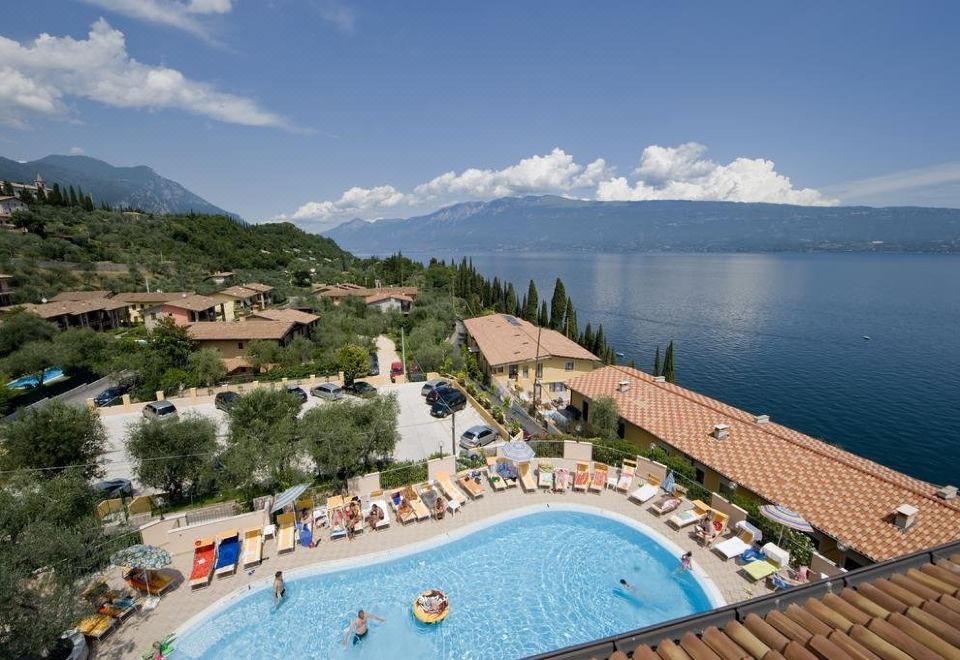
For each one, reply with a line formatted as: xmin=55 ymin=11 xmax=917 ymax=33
xmin=760 ymin=504 xmax=814 ymax=544
xmin=499 ymin=439 xmax=534 ymax=463
xmin=110 ymin=544 xmax=172 ymax=571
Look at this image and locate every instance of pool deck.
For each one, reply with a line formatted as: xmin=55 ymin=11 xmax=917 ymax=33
xmin=93 ymin=484 xmax=773 ymax=659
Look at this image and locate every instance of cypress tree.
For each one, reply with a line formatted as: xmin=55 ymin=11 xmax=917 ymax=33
xmin=83 ymin=194 xmax=94 ymax=211
xmin=76 ymin=186 xmax=85 ymax=205
xmin=538 ymin=301 xmax=548 ymax=327
xmin=1 ymin=181 xmax=13 ymax=196
xmin=549 ymin=277 xmax=567 ymax=330
xmin=50 ymin=183 xmax=63 ymax=205
xmin=100 ymin=200 xmax=111 ymax=211
xmin=18 ymin=187 xmax=34 ymax=203
xmin=564 ymin=297 xmax=578 ymax=339
xmin=582 ymin=323 xmax=594 ymax=351
xmin=628 ymin=359 xmax=637 ymax=369
xmin=504 ymin=283 xmax=518 ymax=316
xmin=593 ymin=324 xmax=605 ymax=357
xmin=663 ymin=341 xmax=676 ymax=383
xmin=35 ymin=185 xmax=46 ymax=203
xmin=524 ymin=280 xmax=539 ymax=321
xmin=653 ymin=346 xmax=662 ymax=377
xmin=68 ymin=185 xmax=78 ymax=206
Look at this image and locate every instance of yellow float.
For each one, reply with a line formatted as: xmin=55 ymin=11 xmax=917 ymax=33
xmin=412 ymin=589 xmax=449 ymax=624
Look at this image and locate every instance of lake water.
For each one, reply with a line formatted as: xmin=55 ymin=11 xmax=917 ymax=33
xmin=458 ymin=253 xmax=960 ymax=486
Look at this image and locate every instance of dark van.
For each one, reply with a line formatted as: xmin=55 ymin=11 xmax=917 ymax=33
xmin=430 ymin=389 xmax=466 ymax=418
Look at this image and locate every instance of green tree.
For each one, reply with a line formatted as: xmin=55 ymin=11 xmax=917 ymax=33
xmin=49 ymin=182 xmax=63 ymax=205
xmin=523 ymin=280 xmax=539 ymax=321
xmin=55 ymin=328 xmax=113 ymax=376
xmin=564 ymin=296 xmax=578 ymax=339
xmin=663 ymin=341 xmax=676 ymax=383
xmin=588 ymin=395 xmax=620 ymax=440
xmin=222 ymin=390 xmax=304 ymax=495
xmin=245 ymin=339 xmax=283 ymax=373
xmin=68 ymin=185 xmax=78 ymax=206
xmin=127 ymin=415 xmax=218 ymax=501
xmin=581 ymin=323 xmax=594 ymax=351
xmin=653 ymin=345 xmax=661 ymax=377
xmin=336 ymin=343 xmax=369 ymax=385
xmin=537 ymin=300 xmax=549 ymax=327
xmin=149 ymin=316 xmax=195 ymax=368
xmin=83 ymin=194 xmax=94 ymax=212
xmin=0 ymin=401 xmax=106 ymax=479
xmin=301 ymin=394 xmax=400 ymax=486
xmin=549 ymin=278 xmax=567 ymax=329
xmin=1 ymin=180 xmax=13 ymax=196
xmin=3 ymin=340 xmax=61 ymax=387
xmin=292 ymin=269 xmax=312 ymax=287
xmin=281 ymin=336 xmax=314 ymax=367
xmin=17 ymin=187 xmax=34 ymax=204
xmin=592 ymin=323 xmax=606 ymax=357
xmin=187 ymin=349 xmax=227 ymax=387
xmin=0 ymin=310 xmax=57 ymax=357
xmin=0 ymin=471 xmax=104 ymax=658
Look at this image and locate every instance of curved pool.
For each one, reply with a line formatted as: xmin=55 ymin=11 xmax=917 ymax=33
xmin=175 ymin=506 xmax=721 ymax=659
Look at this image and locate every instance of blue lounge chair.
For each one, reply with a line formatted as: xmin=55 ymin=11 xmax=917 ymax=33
xmin=214 ymin=530 xmax=240 ymax=577
xmin=741 ymin=547 xmax=766 ymax=563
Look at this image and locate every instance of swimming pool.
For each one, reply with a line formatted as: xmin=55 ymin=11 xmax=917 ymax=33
xmin=6 ymin=366 xmax=66 ymax=390
xmin=175 ymin=506 xmax=722 ymax=659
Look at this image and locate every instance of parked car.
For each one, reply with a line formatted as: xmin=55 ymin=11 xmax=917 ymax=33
xmin=93 ymin=386 xmax=125 ymax=407
xmin=426 ymin=384 xmax=457 ymax=404
xmin=344 ymin=381 xmax=377 ymax=398
xmin=93 ymin=478 xmax=133 ymax=499
xmin=390 ymin=361 xmax=403 ymax=377
xmin=421 ymin=378 xmax=449 ymax=397
xmin=142 ymin=400 xmax=177 ymax=421
xmin=310 ymin=382 xmax=343 ymax=400
xmin=214 ymin=391 xmax=240 ymax=411
xmin=286 ymin=385 xmax=309 ymax=404
xmin=368 ymin=353 xmax=380 ymax=376
xmin=430 ymin=389 xmax=467 ymax=417
xmin=459 ymin=425 xmax=498 ymax=451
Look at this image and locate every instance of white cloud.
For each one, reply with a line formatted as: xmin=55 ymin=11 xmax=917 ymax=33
xmin=0 ymin=20 xmax=290 ymax=129
xmin=314 ymin=1 xmax=357 ymax=34
xmin=596 ymin=143 xmax=837 ymax=206
xmin=283 ymin=144 xmax=835 ymax=227
xmin=81 ymin=0 xmax=232 ymax=40
xmin=69 ymin=146 xmax=85 ymax=155
xmin=824 ymin=162 xmax=960 ymax=205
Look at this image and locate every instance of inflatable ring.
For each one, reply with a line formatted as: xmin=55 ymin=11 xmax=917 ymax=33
xmin=412 ymin=590 xmax=449 ymax=624
xmin=713 ymin=520 xmax=723 ymax=532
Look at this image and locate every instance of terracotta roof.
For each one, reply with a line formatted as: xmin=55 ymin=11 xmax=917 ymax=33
xmin=463 ymin=314 xmax=599 ymax=367
xmin=0 ymin=196 xmax=25 ymax=203
xmin=554 ymin=543 xmax=960 ymax=660
xmin=241 ymin=282 xmax=274 ymax=293
xmin=111 ymin=291 xmax=193 ymax=304
xmin=365 ymin=292 xmax=413 ymax=304
xmin=214 ymin=285 xmax=259 ymax=300
xmin=20 ymin=299 xmax=129 ymax=318
xmin=566 ymin=365 xmax=960 ymax=561
xmin=316 ymin=284 xmax=417 ymax=299
xmin=204 ymin=271 xmax=234 ymax=279
xmin=249 ymin=308 xmax=318 ymax=325
xmin=49 ymin=290 xmax=112 ymax=302
xmin=162 ymin=294 xmax=221 ymax=312
xmin=187 ymin=320 xmax=295 ymax=341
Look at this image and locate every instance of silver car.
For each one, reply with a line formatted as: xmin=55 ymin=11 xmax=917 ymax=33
xmin=460 ymin=425 xmax=498 ymax=451
xmin=310 ymin=382 xmax=344 ymax=400
xmin=421 ymin=378 xmax=449 ymax=397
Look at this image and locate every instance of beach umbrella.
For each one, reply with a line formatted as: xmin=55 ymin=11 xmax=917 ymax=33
xmin=499 ymin=439 xmax=534 ymax=463
xmin=759 ymin=504 xmax=814 ymax=544
xmin=270 ymin=482 xmax=311 ymax=513
xmin=661 ymin=471 xmax=676 ymax=495
xmin=111 ymin=544 xmax=172 ymax=599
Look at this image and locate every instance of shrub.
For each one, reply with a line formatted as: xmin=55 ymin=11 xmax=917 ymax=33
xmin=531 ymin=439 xmax=564 ymax=458
xmin=379 ymin=460 xmax=428 ymax=490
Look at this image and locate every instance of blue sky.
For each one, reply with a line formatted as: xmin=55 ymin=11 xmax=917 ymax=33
xmin=2 ymin=1 xmax=959 ymax=227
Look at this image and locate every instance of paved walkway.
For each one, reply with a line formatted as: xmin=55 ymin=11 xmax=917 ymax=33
xmin=94 ymin=481 xmax=773 ymax=659
xmin=375 ymin=334 xmax=400 ymax=374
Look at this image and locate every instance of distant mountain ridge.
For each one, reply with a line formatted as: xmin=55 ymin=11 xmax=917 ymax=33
xmin=0 ymin=154 xmax=237 ymax=218
xmin=324 ymin=195 xmax=960 ymax=255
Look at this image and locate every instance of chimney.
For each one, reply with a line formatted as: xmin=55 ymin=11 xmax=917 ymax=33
xmin=893 ymin=503 xmax=918 ymax=531
xmin=711 ymin=424 xmax=730 ymax=440
xmin=654 ymin=376 xmax=666 ymax=383
xmin=754 ymin=414 xmax=770 ymax=424
xmin=936 ymin=485 xmax=958 ymax=500
xmin=617 ymin=380 xmax=630 ymax=393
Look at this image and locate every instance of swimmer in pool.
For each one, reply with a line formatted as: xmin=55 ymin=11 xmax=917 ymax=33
xmin=273 ymin=571 xmax=285 ymax=604
xmin=342 ymin=609 xmax=385 ymax=647
xmin=619 ymin=578 xmax=640 ymax=595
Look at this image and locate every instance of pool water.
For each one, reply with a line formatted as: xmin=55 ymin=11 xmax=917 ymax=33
xmin=175 ymin=508 xmax=716 ymax=659
xmin=6 ymin=366 xmax=66 ymax=390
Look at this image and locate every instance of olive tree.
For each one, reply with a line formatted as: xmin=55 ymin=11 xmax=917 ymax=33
xmin=588 ymin=395 xmax=620 ymax=440
xmin=1 ymin=401 xmax=106 ymax=480
xmin=126 ymin=415 xmax=218 ymax=502
xmin=336 ymin=343 xmax=369 ymax=385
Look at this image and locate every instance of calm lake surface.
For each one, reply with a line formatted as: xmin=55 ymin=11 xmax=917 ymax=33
xmin=457 ymin=253 xmax=960 ymax=486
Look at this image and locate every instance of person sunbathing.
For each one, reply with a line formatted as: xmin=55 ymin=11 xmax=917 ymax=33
xmin=366 ymin=504 xmax=384 ymax=531
xmin=433 ymin=497 xmax=445 ymax=520
xmin=418 ymin=590 xmax=447 ymax=614
xmin=398 ymin=499 xmax=413 ymax=519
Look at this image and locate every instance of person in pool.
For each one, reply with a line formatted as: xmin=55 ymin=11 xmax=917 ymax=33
xmin=619 ymin=578 xmax=640 ymax=595
xmin=677 ymin=551 xmax=693 ymax=572
xmin=273 ymin=571 xmax=285 ymax=604
xmin=342 ymin=609 xmax=385 ymax=646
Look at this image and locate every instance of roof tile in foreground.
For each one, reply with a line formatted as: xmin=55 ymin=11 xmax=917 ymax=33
xmin=566 ymin=365 xmax=960 ymax=561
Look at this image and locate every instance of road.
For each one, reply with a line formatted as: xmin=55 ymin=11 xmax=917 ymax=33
xmin=375 ymin=335 xmax=400 ymax=373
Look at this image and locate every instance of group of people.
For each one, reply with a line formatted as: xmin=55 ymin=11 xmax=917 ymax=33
xmin=695 ymin=511 xmax=723 ymax=547
xmin=417 ymin=589 xmax=448 ymax=614
xmin=274 ymin=572 xmax=385 ymax=648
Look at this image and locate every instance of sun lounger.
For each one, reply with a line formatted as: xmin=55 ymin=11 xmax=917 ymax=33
xmin=417 ymin=482 xmax=441 ymax=515
xmin=77 ymin=614 xmax=117 ymax=640
xmin=214 ymin=530 xmax=240 ymax=577
xmin=573 ymin=462 xmax=590 ymax=491
xmin=538 ymin=462 xmax=553 ymax=489
xmin=518 ymin=461 xmax=537 ymax=492
xmin=276 ymin=511 xmax=296 ymax=553
xmin=486 ymin=466 xmax=507 ymax=491
xmin=589 ymin=463 xmax=608 ymax=492
xmin=124 ymin=569 xmax=173 ymax=595
xmin=714 ymin=529 xmax=755 ymax=560
xmin=616 ymin=459 xmax=637 ymax=491
xmin=404 ymin=486 xmax=431 ymax=520
xmin=650 ymin=495 xmax=681 ymax=515
xmin=668 ymin=508 xmax=704 ymax=529
xmin=242 ymin=527 xmax=263 ymax=567
xmin=388 ymin=489 xmax=417 ymax=524
xmin=457 ymin=471 xmax=486 ymax=498
xmin=189 ymin=537 xmax=216 ymax=588
xmin=743 ymin=559 xmax=780 ymax=582
xmin=435 ymin=472 xmax=468 ymax=507
xmin=628 ymin=482 xmax=659 ymax=504
xmin=493 ymin=458 xmax=519 ymax=487
xmin=326 ymin=496 xmax=350 ymax=539
xmin=362 ymin=497 xmax=390 ymax=530
xmin=553 ymin=467 xmax=569 ymax=492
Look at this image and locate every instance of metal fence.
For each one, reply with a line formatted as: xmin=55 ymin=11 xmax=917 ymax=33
xmin=181 ymin=501 xmax=239 ymax=527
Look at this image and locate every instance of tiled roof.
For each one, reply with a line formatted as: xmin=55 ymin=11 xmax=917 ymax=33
xmin=365 ymin=292 xmax=413 ymax=304
xmin=316 ymin=284 xmax=417 ymax=299
xmin=187 ymin=320 xmax=295 ymax=341
xmin=204 ymin=271 xmax=234 ymax=279
xmin=111 ymin=291 xmax=193 ymax=303
xmin=463 ymin=314 xmax=600 ymax=367
xmin=214 ymin=285 xmax=259 ymax=300
xmin=556 ymin=544 xmax=960 ymax=660
xmin=162 ymin=294 xmax=221 ymax=312
xmin=20 ymin=299 xmax=129 ymax=318
xmin=249 ymin=308 xmax=319 ymax=325
xmin=566 ymin=366 xmax=960 ymax=561
xmin=49 ymin=290 xmax=112 ymax=302
xmin=241 ymin=282 xmax=274 ymax=293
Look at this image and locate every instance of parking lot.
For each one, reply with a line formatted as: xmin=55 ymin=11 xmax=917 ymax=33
xmin=96 ymin=380 xmax=490 ymax=489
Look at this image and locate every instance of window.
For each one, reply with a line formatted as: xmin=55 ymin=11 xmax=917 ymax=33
xmin=565 ymin=361 xmax=574 ymax=371
xmin=495 ymin=366 xmax=504 ymax=374
xmin=238 ymin=342 xmax=244 ymax=349
xmin=617 ymin=420 xmax=625 ymax=439
xmin=550 ymin=382 xmax=565 ymax=392
xmin=522 ymin=366 xmax=529 ymax=378
xmin=695 ymin=468 xmax=705 ymax=484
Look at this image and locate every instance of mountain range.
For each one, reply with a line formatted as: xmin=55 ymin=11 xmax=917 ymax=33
xmin=0 ymin=154 xmax=236 ymax=218
xmin=324 ymin=195 xmax=960 ymax=255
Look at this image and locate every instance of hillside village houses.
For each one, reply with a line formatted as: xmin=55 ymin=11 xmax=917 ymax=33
xmin=186 ymin=320 xmax=300 ymax=373
xmin=142 ymin=294 xmax=226 ymax=329
xmin=463 ymin=313 xmax=601 ymax=403
xmin=0 ymin=173 xmax=51 ymax=201
xmin=0 ymin=196 xmax=28 ymax=219
xmin=315 ymin=282 xmax=418 ymax=311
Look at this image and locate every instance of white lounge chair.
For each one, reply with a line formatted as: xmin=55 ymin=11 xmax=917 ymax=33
xmin=616 ymin=459 xmax=637 ymax=491
xmin=538 ymin=463 xmax=554 ymax=489
xmin=668 ymin=507 xmax=704 ymax=529
xmin=518 ymin=461 xmax=536 ymax=492
xmin=628 ymin=482 xmax=659 ymax=504
xmin=241 ymin=527 xmax=263 ymax=567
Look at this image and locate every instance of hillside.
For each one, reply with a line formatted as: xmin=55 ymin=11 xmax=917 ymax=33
xmin=0 ymin=154 xmax=236 ymax=218
xmin=325 ymin=195 xmax=960 ymax=255
xmin=0 ymin=206 xmax=349 ymax=303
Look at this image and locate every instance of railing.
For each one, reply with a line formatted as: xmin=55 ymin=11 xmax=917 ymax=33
xmin=180 ymin=502 xmax=239 ymax=528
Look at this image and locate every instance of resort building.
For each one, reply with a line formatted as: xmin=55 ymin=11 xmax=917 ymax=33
xmin=0 ymin=195 xmax=28 ymax=218
xmin=111 ymin=291 xmax=195 ymax=324
xmin=204 ymin=271 xmax=235 ymax=285
xmin=365 ymin=291 xmax=413 ymax=313
xmin=209 ymin=285 xmax=261 ymax=320
xmin=143 ymin=294 xmax=225 ymax=330
xmin=566 ymin=365 xmax=960 ymax=568
xmin=48 ymin=290 xmax=113 ymax=302
xmin=463 ymin=313 xmax=601 ymax=401
xmin=187 ymin=320 xmax=298 ymax=371
xmin=16 ymin=298 xmax=131 ymax=331
xmin=239 ymin=282 xmax=275 ymax=309
xmin=248 ymin=307 xmax=319 ymax=335
xmin=315 ymin=283 xmax=418 ymax=306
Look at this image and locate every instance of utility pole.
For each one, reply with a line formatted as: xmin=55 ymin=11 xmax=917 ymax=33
xmin=533 ymin=324 xmax=543 ymax=415
xmin=400 ymin=327 xmax=407 ymax=379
